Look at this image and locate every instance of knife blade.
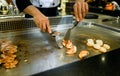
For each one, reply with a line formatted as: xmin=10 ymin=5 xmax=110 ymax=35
xmin=51 ymin=31 xmax=63 ymax=49
xmin=64 ymin=21 xmax=79 ymax=41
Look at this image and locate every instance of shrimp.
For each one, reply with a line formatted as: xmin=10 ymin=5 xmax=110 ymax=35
xmin=79 ymin=50 xmax=89 ymax=59
xmin=62 ymin=40 xmax=73 ymax=48
xmin=3 ymin=60 xmax=18 ymax=69
xmin=0 ymin=39 xmax=18 ymax=69
xmin=66 ymin=45 xmax=77 ymax=55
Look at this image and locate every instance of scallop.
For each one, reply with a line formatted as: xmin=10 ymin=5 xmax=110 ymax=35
xmin=103 ymin=44 xmax=110 ymax=50
xmin=93 ymin=44 xmax=101 ymax=49
xmin=96 ymin=39 xmax=103 ymax=46
xmin=99 ymin=47 xmax=107 ymax=53
xmin=87 ymin=39 xmax=94 ymax=43
xmin=87 ymin=39 xmax=94 ymax=46
xmin=87 ymin=42 xmax=94 ymax=47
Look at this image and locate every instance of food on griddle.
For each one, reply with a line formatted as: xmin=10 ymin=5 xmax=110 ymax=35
xmin=1 ymin=44 xmax=17 ymax=54
xmin=103 ymin=44 xmax=110 ymax=50
xmin=96 ymin=39 xmax=103 ymax=46
xmin=0 ymin=39 xmax=18 ymax=69
xmin=62 ymin=40 xmax=77 ymax=55
xmin=62 ymin=40 xmax=73 ymax=48
xmin=62 ymin=40 xmax=67 ymax=47
xmin=3 ymin=60 xmax=18 ymax=69
xmin=24 ymin=59 xmax=28 ymax=62
xmin=93 ymin=44 xmax=101 ymax=50
xmin=86 ymin=38 xmax=110 ymax=53
xmin=2 ymin=56 xmax=14 ymax=63
xmin=66 ymin=45 xmax=77 ymax=55
xmin=65 ymin=40 xmax=73 ymax=49
xmin=0 ymin=40 xmax=12 ymax=52
xmin=79 ymin=50 xmax=89 ymax=59
xmin=93 ymin=39 xmax=103 ymax=50
xmin=99 ymin=47 xmax=107 ymax=53
xmin=86 ymin=39 xmax=94 ymax=47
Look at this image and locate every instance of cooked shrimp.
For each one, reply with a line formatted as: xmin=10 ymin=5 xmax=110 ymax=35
xmin=62 ymin=40 xmax=67 ymax=47
xmin=2 ymin=57 xmax=15 ymax=63
xmin=3 ymin=60 xmax=18 ymax=69
xmin=5 ymin=45 xmax=17 ymax=54
xmin=66 ymin=45 xmax=77 ymax=55
xmin=65 ymin=40 xmax=73 ymax=48
xmin=79 ymin=50 xmax=89 ymax=59
xmin=62 ymin=40 xmax=73 ymax=48
xmin=0 ymin=39 xmax=18 ymax=69
xmin=0 ymin=40 xmax=12 ymax=52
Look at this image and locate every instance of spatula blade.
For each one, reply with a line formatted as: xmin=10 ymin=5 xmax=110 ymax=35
xmin=64 ymin=28 xmax=71 ymax=41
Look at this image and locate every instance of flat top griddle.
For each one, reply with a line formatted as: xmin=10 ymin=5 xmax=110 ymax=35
xmin=0 ymin=22 xmax=120 ymax=76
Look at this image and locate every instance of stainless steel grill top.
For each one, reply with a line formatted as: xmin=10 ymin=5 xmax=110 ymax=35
xmin=0 ymin=15 xmax=120 ymax=76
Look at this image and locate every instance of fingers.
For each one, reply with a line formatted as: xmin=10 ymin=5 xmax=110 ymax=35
xmin=81 ymin=2 xmax=86 ymax=18
xmin=42 ymin=22 xmax=47 ymax=32
xmin=74 ymin=2 xmax=82 ymax=21
xmin=39 ymin=20 xmax=51 ymax=33
xmin=85 ymin=3 xmax=89 ymax=14
xmin=46 ymin=21 xmax=52 ymax=34
xmin=34 ymin=17 xmax=52 ymax=33
xmin=74 ymin=1 xmax=89 ymax=22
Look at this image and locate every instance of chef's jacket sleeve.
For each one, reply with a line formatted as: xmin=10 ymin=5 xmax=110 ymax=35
xmin=16 ymin=0 xmax=32 ymax=12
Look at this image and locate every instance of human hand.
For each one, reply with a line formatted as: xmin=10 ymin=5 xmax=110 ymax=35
xmin=73 ymin=0 xmax=89 ymax=21
xmin=33 ymin=14 xmax=52 ymax=34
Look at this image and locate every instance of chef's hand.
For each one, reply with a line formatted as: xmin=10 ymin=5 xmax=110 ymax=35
xmin=33 ymin=14 xmax=52 ymax=34
xmin=74 ymin=0 xmax=89 ymax=21
xmin=23 ymin=5 xmax=52 ymax=34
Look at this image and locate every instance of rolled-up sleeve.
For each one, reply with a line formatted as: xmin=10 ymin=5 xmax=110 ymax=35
xmin=16 ymin=0 xmax=32 ymax=12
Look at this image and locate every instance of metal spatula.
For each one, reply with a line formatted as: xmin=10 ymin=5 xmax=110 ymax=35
xmin=64 ymin=21 xmax=79 ymax=41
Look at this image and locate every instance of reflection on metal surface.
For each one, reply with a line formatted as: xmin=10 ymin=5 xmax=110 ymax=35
xmin=101 ymin=55 xmax=106 ymax=63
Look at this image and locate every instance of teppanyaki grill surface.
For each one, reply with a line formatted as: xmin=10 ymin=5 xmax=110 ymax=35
xmin=0 ymin=23 xmax=120 ymax=76
xmin=33 ymin=48 xmax=120 ymax=76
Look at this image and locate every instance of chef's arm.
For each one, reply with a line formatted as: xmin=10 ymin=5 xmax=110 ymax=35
xmin=74 ymin=0 xmax=89 ymax=21
xmin=16 ymin=0 xmax=44 ymax=17
xmin=15 ymin=0 xmax=52 ymax=33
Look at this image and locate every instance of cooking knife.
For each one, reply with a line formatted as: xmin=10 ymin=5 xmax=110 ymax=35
xmin=64 ymin=21 xmax=79 ymax=41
